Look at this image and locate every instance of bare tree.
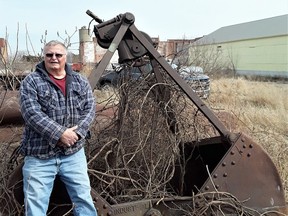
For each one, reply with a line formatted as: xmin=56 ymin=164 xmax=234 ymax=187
xmin=56 ymin=27 xmax=78 ymax=48
xmin=0 ymin=25 xmax=78 ymax=91
xmin=188 ymin=40 xmax=235 ymax=77
xmin=0 ymin=24 xmax=24 ymax=90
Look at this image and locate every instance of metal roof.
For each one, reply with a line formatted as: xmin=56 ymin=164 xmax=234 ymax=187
xmin=199 ymin=14 xmax=288 ymax=44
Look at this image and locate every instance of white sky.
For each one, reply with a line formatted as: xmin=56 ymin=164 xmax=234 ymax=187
xmin=1 ymin=0 xmax=287 ymax=54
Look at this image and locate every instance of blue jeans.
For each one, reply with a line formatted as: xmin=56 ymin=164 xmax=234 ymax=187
xmin=22 ymin=148 xmax=97 ymax=216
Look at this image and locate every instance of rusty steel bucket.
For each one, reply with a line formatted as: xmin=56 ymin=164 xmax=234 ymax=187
xmin=170 ymin=133 xmax=287 ymax=215
xmin=4 ymin=133 xmax=287 ymax=216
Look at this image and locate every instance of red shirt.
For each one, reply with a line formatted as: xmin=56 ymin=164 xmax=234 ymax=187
xmin=49 ymin=74 xmax=66 ymax=96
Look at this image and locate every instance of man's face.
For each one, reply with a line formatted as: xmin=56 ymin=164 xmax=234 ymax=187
xmin=44 ymin=44 xmax=67 ymax=72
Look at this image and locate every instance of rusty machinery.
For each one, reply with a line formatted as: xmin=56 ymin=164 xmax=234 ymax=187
xmin=2 ymin=10 xmax=287 ymax=216
xmin=82 ymin=10 xmax=287 ymax=215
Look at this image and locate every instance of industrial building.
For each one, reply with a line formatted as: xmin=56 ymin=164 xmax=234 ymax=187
xmin=190 ymin=14 xmax=288 ymax=78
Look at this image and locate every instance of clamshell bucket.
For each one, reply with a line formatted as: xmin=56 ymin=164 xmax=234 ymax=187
xmin=83 ymin=11 xmax=286 ymax=214
xmin=170 ymin=133 xmax=287 ymax=214
xmin=6 ymin=132 xmax=287 ymax=215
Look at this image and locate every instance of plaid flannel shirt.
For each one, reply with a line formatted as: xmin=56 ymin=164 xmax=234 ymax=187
xmin=19 ymin=62 xmax=96 ymax=159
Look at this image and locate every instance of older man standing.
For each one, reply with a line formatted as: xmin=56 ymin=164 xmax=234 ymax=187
xmin=19 ymin=40 xmax=97 ymax=216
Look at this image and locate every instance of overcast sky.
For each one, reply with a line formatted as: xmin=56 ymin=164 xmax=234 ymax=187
xmin=1 ymin=0 xmax=287 ymax=54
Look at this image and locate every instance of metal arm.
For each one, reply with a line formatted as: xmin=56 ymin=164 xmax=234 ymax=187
xmin=86 ymin=11 xmax=230 ymax=137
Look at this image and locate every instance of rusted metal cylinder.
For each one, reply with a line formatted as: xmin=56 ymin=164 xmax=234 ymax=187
xmin=0 ymin=91 xmax=23 ymax=125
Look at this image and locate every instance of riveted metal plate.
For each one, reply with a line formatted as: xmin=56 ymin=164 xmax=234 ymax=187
xmin=199 ymin=133 xmax=287 ymax=213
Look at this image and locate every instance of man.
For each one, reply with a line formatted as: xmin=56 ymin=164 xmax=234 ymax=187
xmin=19 ymin=40 xmax=98 ymax=216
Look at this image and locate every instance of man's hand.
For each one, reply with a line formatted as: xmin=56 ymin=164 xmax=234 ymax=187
xmin=58 ymin=125 xmax=79 ymax=148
